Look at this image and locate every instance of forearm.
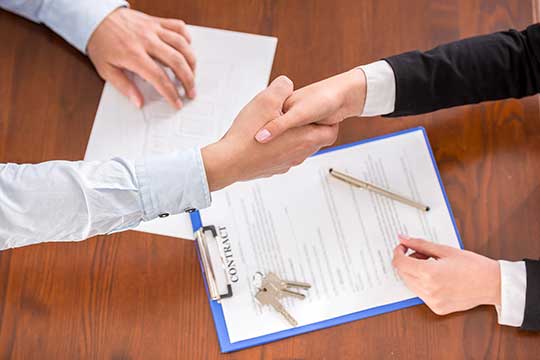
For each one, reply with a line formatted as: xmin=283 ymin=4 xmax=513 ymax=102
xmin=0 ymin=148 xmax=210 ymax=249
xmin=0 ymin=0 xmax=128 ymax=52
xmin=384 ymin=24 xmax=540 ymax=117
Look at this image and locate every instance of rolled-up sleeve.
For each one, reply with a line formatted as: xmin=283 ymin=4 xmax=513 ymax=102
xmin=0 ymin=148 xmax=211 ymax=250
xmin=0 ymin=0 xmax=128 ymax=53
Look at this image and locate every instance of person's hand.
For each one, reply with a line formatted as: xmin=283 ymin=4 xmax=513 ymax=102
xmin=87 ymin=8 xmax=196 ymax=109
xmin=392 ymin=234 xmax=501 ymax=315
xmin=254 ymin=69 xmax=366 ymax=143
xmin=202 ymin=76 xmax=339 ymax=191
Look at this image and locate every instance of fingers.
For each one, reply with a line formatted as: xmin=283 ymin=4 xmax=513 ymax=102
xmin=392 ymin=244 xmax=429 ymax=277
xmin=159 ymin=18 xmax=192 ymax=43
xmin=398 ymin=234 xmax=455 ymax=259
xmin=291 ymin=123 xmax=338 ymax=150
xmin=148 ymin=39 xmax=196 ymax=99
xmin=103 ymin=66 xmax=143 ymax=108
xmin=409 ymin=251 xmax=430 ymax=260
xmin=269 ymin=123 xmax=338 ymax=172
xmin=129 ymin=53 xmax=183 ymax=109
xmin=158 ymin=29 xmax=196 ymax=72
xmin=320 ymin=124 xmax=339 ymax=146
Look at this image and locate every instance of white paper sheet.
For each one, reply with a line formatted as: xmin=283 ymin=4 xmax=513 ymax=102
xmin=84 ymin=25 xmax=277 ymax=240
xmin=200 ymin=129 xmax=461 ymax=343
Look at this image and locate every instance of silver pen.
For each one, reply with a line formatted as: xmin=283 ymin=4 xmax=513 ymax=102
xmin=329 ymin=168 xmax=430 ymax=212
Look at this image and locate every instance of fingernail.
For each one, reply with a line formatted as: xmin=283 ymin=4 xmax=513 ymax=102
xmin=189 ymin=88 xmax=197 ymax=99
xmin=130 ymin=94 xmax=142 ymax=108
xmin=176 ymin=99 xmax=183 ymax=109
xmin=398 ymin=234 xmax=411 ymax=241
xmin=255 ymin=129 xmax=271 ymax=142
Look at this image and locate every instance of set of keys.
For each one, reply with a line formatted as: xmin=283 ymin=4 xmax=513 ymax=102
xmin=253 ymin=272 xmax=311 ymax=326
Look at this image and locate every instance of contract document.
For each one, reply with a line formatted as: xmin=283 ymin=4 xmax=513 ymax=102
xmin=84 ymin=25 xmax=277 ymax=240
xmin=196 ymin=128 xmax=462 ymax=349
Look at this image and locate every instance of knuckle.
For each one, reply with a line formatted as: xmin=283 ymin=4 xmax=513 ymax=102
xmin=332 ymin=125 xmax=339 ymax=139
xmin=275 ymin=76 xmax=293 ymax=93
xmin=175 ymin=34 xmax=188 ymax=49
xmin=171 ymin=57 xmax=186 ymax=74
xmin=165 ymin=81 xmax=178 ymax=95
xmin=324 ymin=126 xmax=338 ymax=144
xmin=95 ymin=66 xmax=110 ymax=79
xmin=182 ymin=71 xmax=195 ymax=88
xmin=430 ymin=302 xmax=448 ymax=316
xmin=431 ymin=306 xmax=444 ymax=316
xmin=126 ymin=44 xmax=144 ymax=57
xmin=142 ymin=32 xmax=158 ymax=48
xmin=186 ymin=51 xmax=197 ymax=66
xmin=269 ymin=120 xmax=284 ymax=135
xmin=258 ymin=92 xmax=278 ymax=110
xmin=157 ymin=71 xmax=170 ymax=85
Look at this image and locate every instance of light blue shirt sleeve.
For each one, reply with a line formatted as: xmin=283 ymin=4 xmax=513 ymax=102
xmin=0 ymin=0 xmax=128 ymax=53
xmin=0 ymin=148 xmax=211 ymax=250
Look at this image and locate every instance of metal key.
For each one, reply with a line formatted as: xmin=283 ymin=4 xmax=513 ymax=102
xmin=254 ymin=272 xmax=311 ymax=326
xmin=264 ymin=272 xmax=311 ymax=299
xmin=255 ymin=286 xmax=298 ymax=326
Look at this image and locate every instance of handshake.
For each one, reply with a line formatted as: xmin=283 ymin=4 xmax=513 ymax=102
xmin=202 ymin=70 xmax=367 ymax=191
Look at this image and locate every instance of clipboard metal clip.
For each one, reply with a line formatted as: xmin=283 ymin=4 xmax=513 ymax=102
xmin=194 ymin=225 xmax=233 ymax=301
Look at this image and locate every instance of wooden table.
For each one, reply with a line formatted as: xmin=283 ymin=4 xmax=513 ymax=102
xmin=1 ymin=0 xmax=539 ymax=358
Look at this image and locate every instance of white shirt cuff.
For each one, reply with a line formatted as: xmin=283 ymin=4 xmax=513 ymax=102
xmin=358 ymin=60 xmax=396 ymax=116
xmin=38 ymin=0 xmax=129 ymax=53
xmin=135 ymin=147 xmax=211 ymax=221
xmin=495 ymin=260 xmax=527 ymax=327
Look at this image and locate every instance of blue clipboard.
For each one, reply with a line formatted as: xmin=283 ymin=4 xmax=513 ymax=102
xmin=189 ymin=126 xmax=463 ymax=353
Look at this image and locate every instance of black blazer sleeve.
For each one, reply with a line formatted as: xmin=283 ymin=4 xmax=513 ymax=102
xmin=522 ymin=260 xmax=540 ymax=331
xmin=383 ymin=25 xmax=540 ymax=330
xmin=383 ymin=24 xmax=540 ymax=117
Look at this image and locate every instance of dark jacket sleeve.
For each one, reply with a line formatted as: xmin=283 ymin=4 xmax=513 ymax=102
xmin=383 ymin=24 xmax=540 ymax=117
xmin=521 ymin=259 xmax=540 ymax=331
xmin=383 ymin=25 xmax=540 ymax=330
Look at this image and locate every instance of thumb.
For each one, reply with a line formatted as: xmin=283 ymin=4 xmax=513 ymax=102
xmin=105 ymin=66 xmax=144 ymax=108
xmin=398 ymin=234 xmax=455 ymax=258
xmin=255 ymin=76 xmax=302 ymax=143
xmin=255 ymin=105 xmax=307 ymax=144
xmin=265 ymin=75 xmax=294 ymax=101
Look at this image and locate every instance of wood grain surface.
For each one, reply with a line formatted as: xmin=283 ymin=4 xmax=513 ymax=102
xmin=1 ymin=0 xmax=539 ymax=358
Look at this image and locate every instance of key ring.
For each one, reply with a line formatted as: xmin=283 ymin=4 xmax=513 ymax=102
xmin=252 ymin=271 xmax=265 ymax=289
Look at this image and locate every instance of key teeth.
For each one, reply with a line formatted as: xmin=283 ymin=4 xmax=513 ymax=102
xmin=286 ymin=281 xmax=312 ymax=289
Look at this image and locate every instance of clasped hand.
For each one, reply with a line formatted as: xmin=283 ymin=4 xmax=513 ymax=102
xmin=202 ymin=76 xmax=338 ymax=191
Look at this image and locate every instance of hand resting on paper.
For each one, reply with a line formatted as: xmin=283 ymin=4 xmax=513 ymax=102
xmin=202 ymin=76 xmax=339 ymax=191
xmin=88 ymin=7 xmax=196 ymax=109
xmin=254 ymin=69 xmax=367 ymax=143
xmin=392 ymin=234 xmax=501 ymax=315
